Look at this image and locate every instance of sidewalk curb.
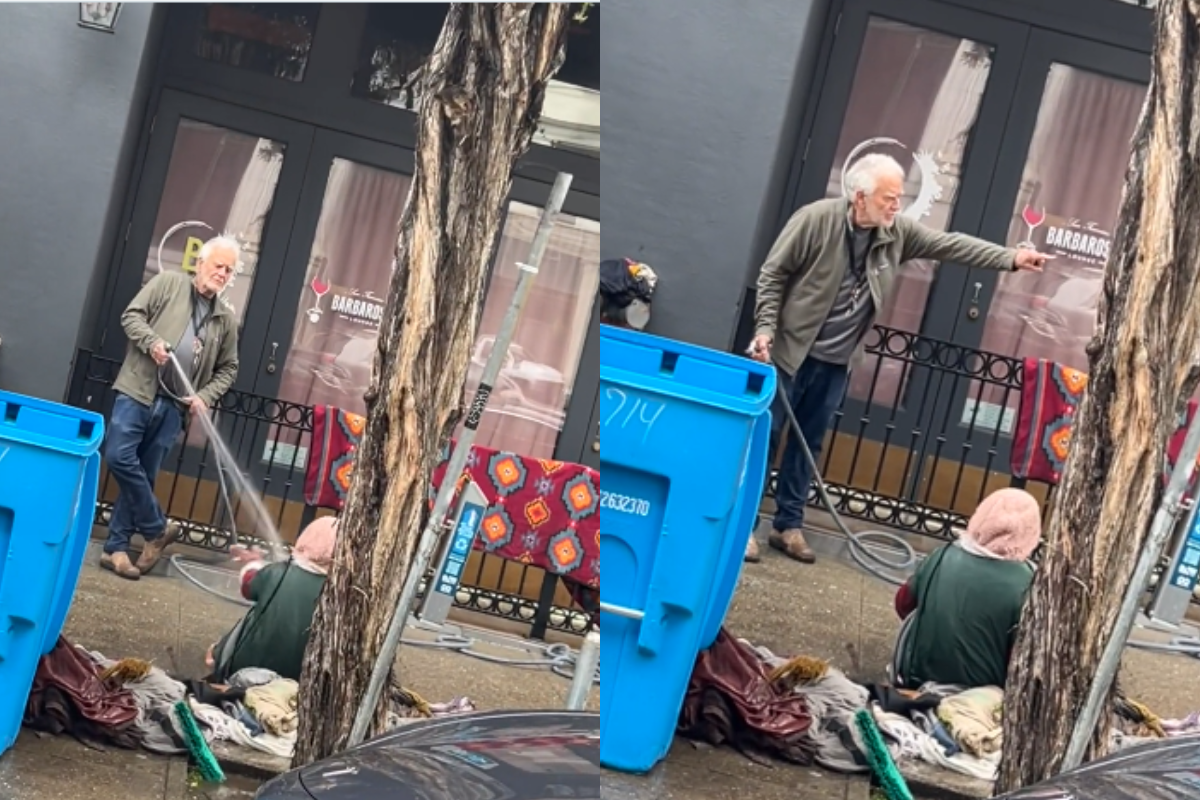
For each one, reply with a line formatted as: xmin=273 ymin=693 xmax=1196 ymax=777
xmin=211 ymin=741 xmax=290 ymax=782
xmin=900 ymin=763 xmax=992 ymax=800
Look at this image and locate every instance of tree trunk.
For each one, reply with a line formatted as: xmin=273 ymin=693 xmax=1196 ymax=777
xmin=996 ymin=0 xmax=1200 ymax=792
xmin=292 ymin=3 xmax=569 ymax=767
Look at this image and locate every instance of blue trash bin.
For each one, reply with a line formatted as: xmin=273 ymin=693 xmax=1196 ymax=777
xmin=698 ymin=406 xmax=772 ymax=651
xmin=599 ymin=327 xmax=774 ymax=774
xmin=0 ymin=390 xmax=105 ymax=757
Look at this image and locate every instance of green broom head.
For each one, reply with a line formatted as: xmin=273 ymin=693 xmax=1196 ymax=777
xmin=173 ymin=700 xmax=225 ymax=784
xmin=853 ymin=708 xmax=913 ymax=800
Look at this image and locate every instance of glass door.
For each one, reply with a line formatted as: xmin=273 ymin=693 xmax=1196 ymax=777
xmin=100 ymin=89 xmax=314 ymax=368
xmin=249 ymin=129 xmax=415 ymax=409
xmin=252 ymin=131 xmax=601 ymax=467
xmin=946 ymin=30 xmax=1149 ymax=447
xmin=776 ymin=0 xmax=1029 ymax=498
xmin=456 ymin=179 xmax=599 ymax=463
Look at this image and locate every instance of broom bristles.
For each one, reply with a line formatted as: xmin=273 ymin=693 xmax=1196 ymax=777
xmin=173 ymin=700 xmax=225 ymax=784
xmin=853 ymin=708 xmax=913 ymax=800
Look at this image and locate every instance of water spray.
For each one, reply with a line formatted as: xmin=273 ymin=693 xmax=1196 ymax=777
xmin=161 ymin=344 xmax=286 ymax=553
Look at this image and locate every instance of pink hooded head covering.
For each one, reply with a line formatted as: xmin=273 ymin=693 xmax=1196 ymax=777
xmin=293 ymin=515 xmax=339 ymax=575
xmin=962 ymin=488 xmax=1042 ymax=562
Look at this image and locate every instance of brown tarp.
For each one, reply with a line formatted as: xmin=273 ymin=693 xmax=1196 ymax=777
xmin=677 ymin=629 xmax=815 ymax=764
xmin=23 ymin=636 xmax=140 ymax=748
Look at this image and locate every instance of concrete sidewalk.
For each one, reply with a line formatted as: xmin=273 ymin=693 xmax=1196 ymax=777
xmin=0 ymin=540 xmax=599 ymax=799
xmin=5 ymin=527 xmax=1199 ymax=799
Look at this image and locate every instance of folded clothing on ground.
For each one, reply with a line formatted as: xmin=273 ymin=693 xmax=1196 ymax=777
xmin=937 ymin=686 xmax=1004 ymax=758
xmin=245 ymin=679 xmax=299 ymax=737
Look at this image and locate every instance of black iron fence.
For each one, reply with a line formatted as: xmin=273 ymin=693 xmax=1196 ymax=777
xmin=66 ymin=349 xmax=594 ymax=639
xmin=772 ymin=325 xmax=1057 ymax=538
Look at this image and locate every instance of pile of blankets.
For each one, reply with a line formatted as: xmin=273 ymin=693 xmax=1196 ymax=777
xmin=23 ymin=636 xmax=475 ymax=760
xmin=677 ymin=631 xmax=1180 ymax=786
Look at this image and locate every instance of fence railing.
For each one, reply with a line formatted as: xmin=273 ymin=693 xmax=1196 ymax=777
xmin=66 ymin=349 xmax=594 ymax=639
xmin=771 ymin=325 xmax=1057 ymax=538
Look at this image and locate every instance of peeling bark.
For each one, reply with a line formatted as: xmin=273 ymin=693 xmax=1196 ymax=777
xmin=996 ymin=0 xmax=1200 ymax=792
xmin=292 ymin=3 xmax=569 ymax=767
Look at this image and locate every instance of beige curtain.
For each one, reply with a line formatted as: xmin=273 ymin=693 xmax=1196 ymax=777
xmin=274 ymin=159 xmax=411 ymax=415
xmin=975 ymin=66 xmax=1146 ymax=419
xmin=458 ymin=206 xmax=600 ymax=459
xmin=820 ymin=20 xmax=993 ymax=405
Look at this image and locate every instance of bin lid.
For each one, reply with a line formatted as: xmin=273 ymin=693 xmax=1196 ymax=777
xmin=0 ymin=390 xmax=105 ymax=457
xmin=601 ymin=326 xmax=775 ymax=417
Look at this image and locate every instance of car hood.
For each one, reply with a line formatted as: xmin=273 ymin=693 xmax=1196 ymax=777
xmin=1001 ymin=737 xmax=1200 ymax=799
xmin=297 ymin=710 xmax=600 ymax=800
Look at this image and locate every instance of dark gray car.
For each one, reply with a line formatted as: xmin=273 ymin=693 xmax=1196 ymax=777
xmin=255 ymin=710 xmax=599 ymax=800
xmin=999 ymin=737 xmax=1200 ymax=799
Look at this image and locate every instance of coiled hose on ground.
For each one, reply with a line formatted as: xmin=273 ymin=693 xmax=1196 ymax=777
xmin=773 ymin=374 xmax=1200 ymax=657
xmin=169 ymin=553 xmax=599 ymax=681
xmin=771 ymin=378 xmax=918 ymax=586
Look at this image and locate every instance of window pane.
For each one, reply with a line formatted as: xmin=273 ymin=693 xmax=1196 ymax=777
xmin=142 ymin=119 xmax=284 ymax=330
xmin=194 ymin=3 xmax=319 ymax=82
xmin=351 ymin=4 xmax=600 ymax=155
xmin=970 ymin=64 xmax=1146 ymax=433
xmin=351 ymin=3 xmax=447 ymax=111
xmin=141 ymin=118 xmax=286 ymax=449
xmin=458 ymin=205 xmax=600 ymax=460
xmin=823 ymin=19 xmax=994 ymax=405
xmin=274 ymin=174 xmax=599 ymax=462
xmin=276 ymin=158 xmax=412 ymax=414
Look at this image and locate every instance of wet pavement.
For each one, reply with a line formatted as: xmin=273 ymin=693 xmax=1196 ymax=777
xmin=0 ymin=536 xmax=597 ymax=799
xmin=5 ymin=525 xmax=1200 ymax=799
xmin=602 ymin=738 xmax=868 ymax=800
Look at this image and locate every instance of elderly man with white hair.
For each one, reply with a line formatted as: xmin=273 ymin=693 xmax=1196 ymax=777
xmin=745 ymin=154 xmax=1048 ymax=565
xmin=101 ymin=235 xmax=242 ymax=580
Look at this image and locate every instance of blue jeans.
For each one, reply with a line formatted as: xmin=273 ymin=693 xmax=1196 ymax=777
xmin=771 ymin=358 xmax=849 ymax=532
xmin=104 ymin=393 xmax=182 ymax=554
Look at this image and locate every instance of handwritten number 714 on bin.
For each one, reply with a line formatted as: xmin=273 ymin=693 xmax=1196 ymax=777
xmin=604 ymin=387 xmax=665 ymax=444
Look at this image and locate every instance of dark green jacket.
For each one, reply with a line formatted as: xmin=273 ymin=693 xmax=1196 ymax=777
xmin=114 ymin=271 xmax=240 ymax=407
xmin=217 ymin=562 xmax=327 ymax=682
xmin=901 ymin=543 xmax=1033 ymax=689
xmin=754 ymin=198 xmax=1017 ymax=375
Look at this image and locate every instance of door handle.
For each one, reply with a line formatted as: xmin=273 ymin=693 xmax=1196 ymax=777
xmin=967 ymin=282 xmax=982 ymax=320
xmin=265 ymin=342 xmax=278 ymax=374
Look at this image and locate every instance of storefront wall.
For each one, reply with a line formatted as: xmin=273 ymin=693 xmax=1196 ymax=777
xmin=607 ymin=0 xmax=1155 ymax=524
xmin=0 ymin=4 xmax=164 ymax=401
xmin=600 ymin=0 xmax=832 ymax=354
xmin=770 ymin=0 xmax=1151 ymax=443
xmin=88 ymin=3 xmax=601 ymax=471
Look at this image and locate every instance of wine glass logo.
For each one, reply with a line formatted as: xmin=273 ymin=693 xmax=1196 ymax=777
xmin=307 ymin=276 xmax=330 ymax=323
xmin=1019 ymin=205 xmax=1046 ymax=249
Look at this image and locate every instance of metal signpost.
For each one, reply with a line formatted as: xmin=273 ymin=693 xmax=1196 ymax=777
xmin=1146 ymin=492 xmax=1200 ymax=627
xmin=418 ymin=480 xmax=488 ymax=626
xmin=565 ymin=631 xmax=600 ymax=710
xmin=347 ymin=171 xmax=573 ymax=749
xmin=1063 ymin=409 xmax=1200 ymax=771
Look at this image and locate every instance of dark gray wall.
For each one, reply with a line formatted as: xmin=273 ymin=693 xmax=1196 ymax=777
xmin=601 ymin=0 xmax=832 ymax=352
xmin=0 ymin=4 xmax=160 ymax=401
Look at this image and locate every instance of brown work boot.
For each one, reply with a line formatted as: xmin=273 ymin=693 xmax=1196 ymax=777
xmin=769 ymin=528 xmax=816 ymax=564
xmin=744 ymin=535 xmax=761 ymax=563
xmin=136 ymin=520 xmax=180 ymax=573
xmin=100 ymin=551 xmax=141 ymax=581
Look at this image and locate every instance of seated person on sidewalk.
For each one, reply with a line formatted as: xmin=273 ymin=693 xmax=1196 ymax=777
xmin=205 ymin=515 xmax=338 ymax=682
xmin=891 ymin=488 xmax=1039 ymax=690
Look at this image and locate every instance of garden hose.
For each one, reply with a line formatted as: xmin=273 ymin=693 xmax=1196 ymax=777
xmin=771 ymin=376 xmax=918 ymax=586
xmin=773 ymin=372 xmax=1200 ymax=658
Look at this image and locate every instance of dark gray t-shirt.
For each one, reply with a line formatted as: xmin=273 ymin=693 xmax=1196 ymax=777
xmin=809 ymin=224 xmax=877 ymax=365
xmin=159 ymin=291 xmax=212 ymax=401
